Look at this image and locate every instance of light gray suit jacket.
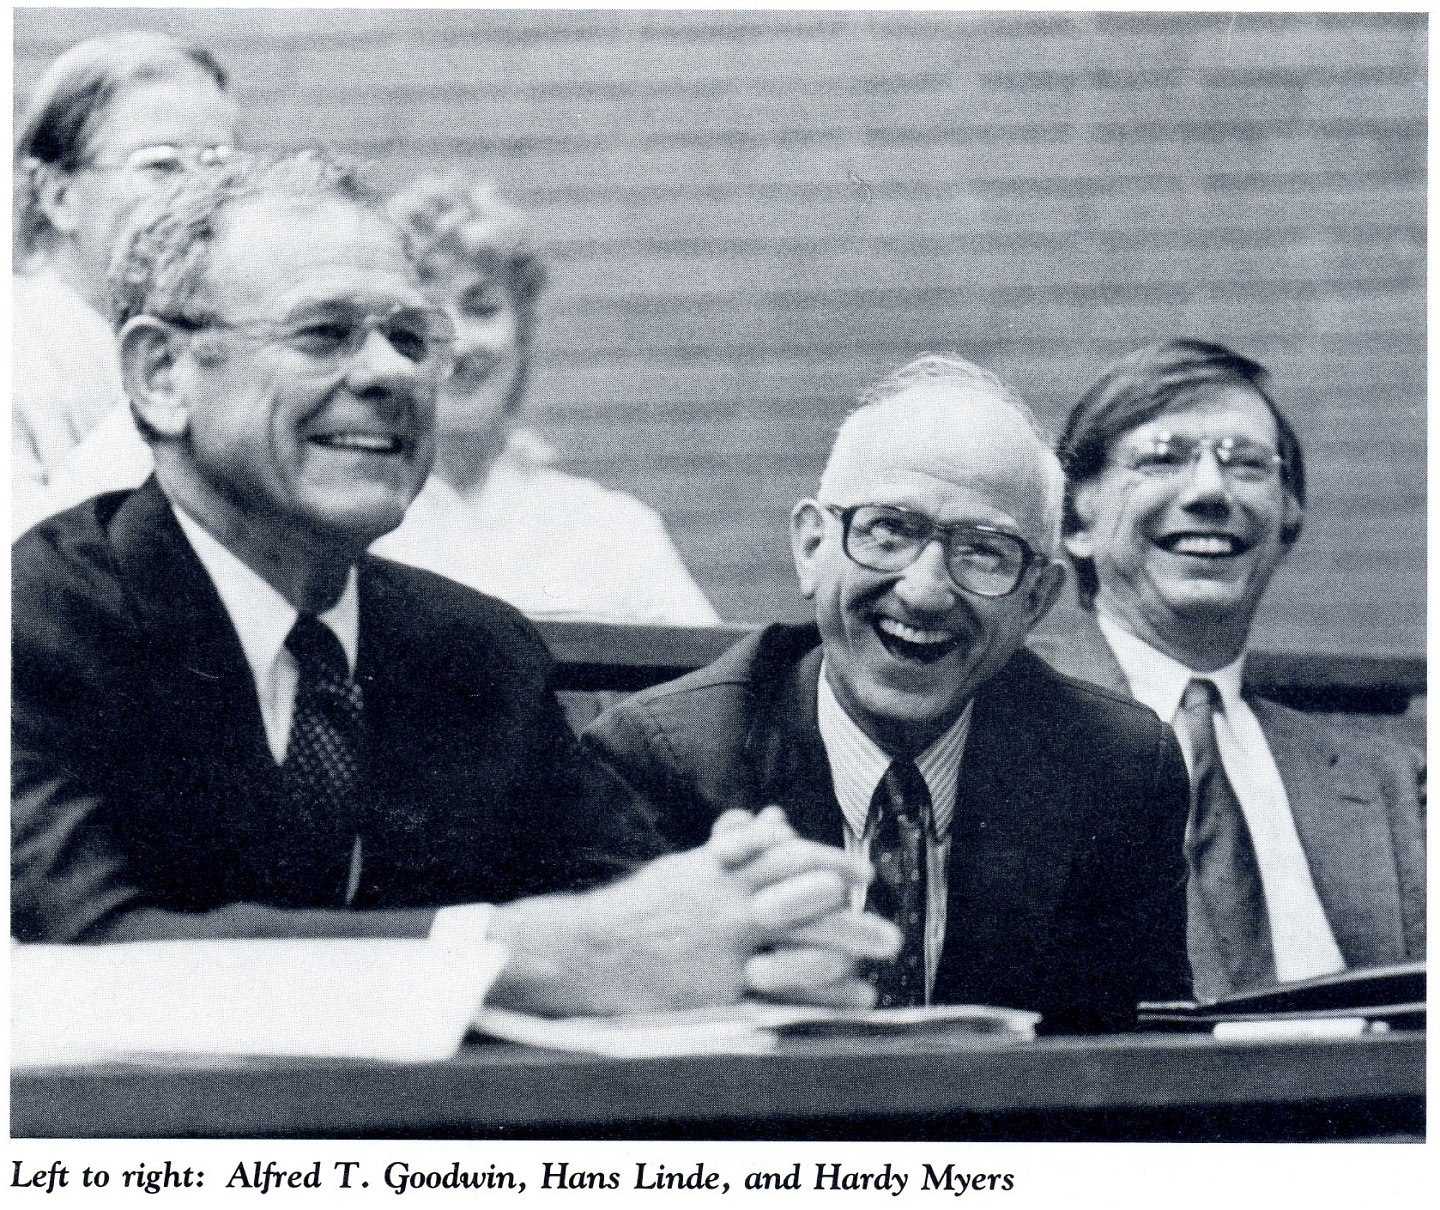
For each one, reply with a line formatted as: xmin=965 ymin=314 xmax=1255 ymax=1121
xmin=1030 ymin=613 xmax=1425 ymax=985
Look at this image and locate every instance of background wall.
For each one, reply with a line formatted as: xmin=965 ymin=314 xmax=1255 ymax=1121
xmin=14 ymin=8 xmax=1425 ymax=656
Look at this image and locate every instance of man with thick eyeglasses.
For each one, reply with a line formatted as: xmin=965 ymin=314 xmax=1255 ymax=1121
xmin=588 ymin=354 xmax=1193 ymax=1032
xmin=1034 ymin=339 xmax=1424 ymax=1000
xmin=12 ymin=150 xmax=902 ymax=1017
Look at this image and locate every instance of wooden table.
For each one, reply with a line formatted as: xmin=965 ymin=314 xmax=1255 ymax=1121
xmin=11 ymin=1029 xmax=1423 ymax=1141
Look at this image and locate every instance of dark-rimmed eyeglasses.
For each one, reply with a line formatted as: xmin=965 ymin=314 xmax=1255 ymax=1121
xmin=1115 ymin=433 xmax=1284 ymax=485
xmin=825 ymin=503 xmax=1047 ymax=598
xmin=163 ymin=300 xmax=458 ymax=377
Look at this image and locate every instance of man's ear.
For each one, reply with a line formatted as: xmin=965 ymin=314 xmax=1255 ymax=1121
xmin=1025 ymin=559 xmax=1067 ymax=627
xmin=31 ymin=160 xmax=80 ymax=238
xmin=789 ymin=499 xmax=827 ymax=599
xmin=1280 ymin=490 xmax=1304 ymax=547
xmin=1060 ymin=481 xmax=1095 ymax=562
xmin=120 ymin=317 xmax=191 ymax=440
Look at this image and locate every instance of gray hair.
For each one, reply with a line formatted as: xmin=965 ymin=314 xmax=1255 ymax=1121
xmin=822 ymin=352 xmax=1065 ymax=554
xmin=107 ymin=149 xmax=388 ymax=330
xmin=14 ymin=31 xmax=229 ymax=265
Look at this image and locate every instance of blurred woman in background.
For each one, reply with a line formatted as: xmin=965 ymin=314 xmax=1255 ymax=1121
xmin=374 ymin=178 xmax=719 ymax=624
xmin=12 ymin=31 xmax=238 ymax=536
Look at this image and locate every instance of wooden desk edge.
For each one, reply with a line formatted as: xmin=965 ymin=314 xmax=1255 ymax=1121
xmin=12 ymin=1031 xmax=1424 ymax=1139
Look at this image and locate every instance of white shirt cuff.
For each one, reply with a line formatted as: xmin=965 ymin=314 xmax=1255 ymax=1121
xmin=428 ymin=903 xmax=499 ymax=1023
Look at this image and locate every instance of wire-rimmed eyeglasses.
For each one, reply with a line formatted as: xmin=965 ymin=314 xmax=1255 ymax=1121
xmin=81 ymin=143 xmax=234 ymax=182
xmin=162 ymin=300 xmax=458 ymax=378
xmin=1115 ymin=433 xmax=1284 ymax=485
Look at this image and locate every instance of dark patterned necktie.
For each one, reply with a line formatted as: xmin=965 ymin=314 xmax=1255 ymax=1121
xmin=1177 ymin=678 xmax=1275 ymax=998
xmin=866 ymin=758 xmax=931 ymax=1008
xmin=282 ymin=614 xmax=366 ymax=838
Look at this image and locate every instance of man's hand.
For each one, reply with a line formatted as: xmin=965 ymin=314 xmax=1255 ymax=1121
xmin=488 ymin=809 xmax=898 ymax=1016
xmin=708 ymin=807 xmax=898 ymax=1009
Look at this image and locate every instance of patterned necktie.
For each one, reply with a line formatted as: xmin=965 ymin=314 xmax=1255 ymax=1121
xmin=1177 ymin=678 xmax=1275 ymax=998
xmin=282 ymin=614 xmax=366 ymax=838
xmin=866 ymin=758 xmax=931 ymax=1008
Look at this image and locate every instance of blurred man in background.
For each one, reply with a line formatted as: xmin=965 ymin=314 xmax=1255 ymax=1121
xmin=12 ymin=30 xmax=238 ymax=536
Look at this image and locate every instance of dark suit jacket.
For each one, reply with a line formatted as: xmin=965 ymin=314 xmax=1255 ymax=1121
xmin=12 ymin=481 xmax=664 ymax=943
xmin=1030 ymin=613 xmax=1426 ymax=972
xmin=585 ymin=623 xmax=1192 ymax=1032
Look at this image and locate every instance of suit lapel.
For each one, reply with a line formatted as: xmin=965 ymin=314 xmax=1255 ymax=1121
xmin=1028 ymin=607 xmax=1131 ymax=695
xmin=747 ymin=645 xmax=846 ymax=848
xmin=108 ymin=481 xmax=341 ymax=899
xmin=937 ymin=654 xmax=1084 ymax=999
xmin=1252 ymin=698 xmax=1407 ymax=965
xmin=109 ymin=480 xmax=275 ymax=768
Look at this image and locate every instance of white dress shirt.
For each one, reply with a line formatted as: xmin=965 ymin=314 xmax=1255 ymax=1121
xmin=11 ymin=268 xmax=127 ymax=539
xmin=816 ymin=662 xmax=972 ymax=1002
xmin=1095 ymin=612 xmax=1345 ymax=984
xmin=171 ymin=505 xmax=491 ymax=942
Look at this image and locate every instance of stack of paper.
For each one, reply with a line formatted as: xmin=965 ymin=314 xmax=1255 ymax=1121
xmin=12 ymin=937 xmax=509 ymax=1066
xmin=479 ymin=1002 xmax=1039 ymax=1058
xmin=1138 ymin=960 xmax=1425 ymax=1033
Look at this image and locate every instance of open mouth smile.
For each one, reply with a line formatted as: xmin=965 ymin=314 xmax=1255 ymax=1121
xmin=872 ymin=616 xmax=963 ymax=664
xmin=309 ymin=432 xmax=406 ymax=455
xmin=1154 ymin=531 xmax=1250 ymax=558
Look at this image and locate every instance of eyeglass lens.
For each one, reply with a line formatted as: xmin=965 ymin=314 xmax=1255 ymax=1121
xmin=280 ymin=303 xmax=455 ymax=368
xmin=843 ymin=505 xmax=1028 ymax=596
xmin=1127 ymin=434 xmax=1281 ymax=482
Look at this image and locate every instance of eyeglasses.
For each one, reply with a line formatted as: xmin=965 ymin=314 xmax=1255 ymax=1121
xmin=825 ymin=503 xmax=1047 ymax=598
xmin=1116 ymin=433 xmax=1284 ymax=485
xmin=81 ymin=143 xmax=234 ymax=183
xmin=165 ymin=300 xmax=458 ymax=376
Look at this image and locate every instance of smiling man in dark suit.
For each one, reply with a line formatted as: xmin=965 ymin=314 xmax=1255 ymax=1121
xmin=587 ymin=354 xmax=1192 ymax=1032
xmin=1032 ymin=339 xmax=1424 ymax=1001
xmin=11 ymin=150 xmax=899 ymax=1015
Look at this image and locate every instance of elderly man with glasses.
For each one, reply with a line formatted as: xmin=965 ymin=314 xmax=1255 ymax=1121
xmin=1032 ymin=339 xmax=1425 ymax=1002
xmin=587 ymin=354 xmax=1192 ymax=1032
xmin=12 ymin=150 xmax=902 ymax=1016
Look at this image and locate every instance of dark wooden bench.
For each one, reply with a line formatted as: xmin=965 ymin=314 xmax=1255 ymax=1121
xmin=535 ymin=621 xmax=1425 ymax=717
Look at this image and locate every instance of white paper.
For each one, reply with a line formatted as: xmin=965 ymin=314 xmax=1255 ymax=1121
xmin=479 ymin=1001 xmax=1038 ymax=1058
xmin=11 ymin=936 xmax=509 ymax=1066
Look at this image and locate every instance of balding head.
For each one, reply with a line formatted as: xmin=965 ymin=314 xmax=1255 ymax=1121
xmin=820 ymin=353 xmax=1064 ymax=556
xmin=791 ymin=353 xmax=1067 ymax=754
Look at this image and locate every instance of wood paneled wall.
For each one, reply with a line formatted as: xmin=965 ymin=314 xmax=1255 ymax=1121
xmin=15 ymin=9 xmax=1425 ymax=655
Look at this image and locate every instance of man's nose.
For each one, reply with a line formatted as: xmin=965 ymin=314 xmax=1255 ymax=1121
xmin=1178 ymin=445 xmax=1232 ymax=510
xmin=893 ymin=539 xmax=957 ymax=610
xmin=344 ymin=327 xmax=428 ymax=402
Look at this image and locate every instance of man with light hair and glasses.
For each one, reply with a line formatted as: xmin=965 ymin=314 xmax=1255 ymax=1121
xmin=11 ymin=150 xmax=901 ymax=1016
xmin=12 ymin=30 xmax=238 ymax=535
xmin=588 ymin=354 xmax=1192 ymax=1032
xmin=1034 ymin=338 xmax=1425 ymax=1000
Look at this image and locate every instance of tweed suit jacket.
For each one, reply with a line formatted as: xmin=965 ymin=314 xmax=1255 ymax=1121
xmin=585 ymin=623 xmax=1192 ymax=1032
xmin=1029 ymin=611 xmax=1426 ymax=974
xmin=12 ymin=480 xmax=664 ymax=944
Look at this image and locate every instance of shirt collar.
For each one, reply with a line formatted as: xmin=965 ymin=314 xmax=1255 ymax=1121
xmin=171 ymin=504 xmax=360 ymax=684
xmin=815 ymin=659 xmax=972 ymax=841
xmin=1095 ymin=609 xmax=1246 ymax=721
